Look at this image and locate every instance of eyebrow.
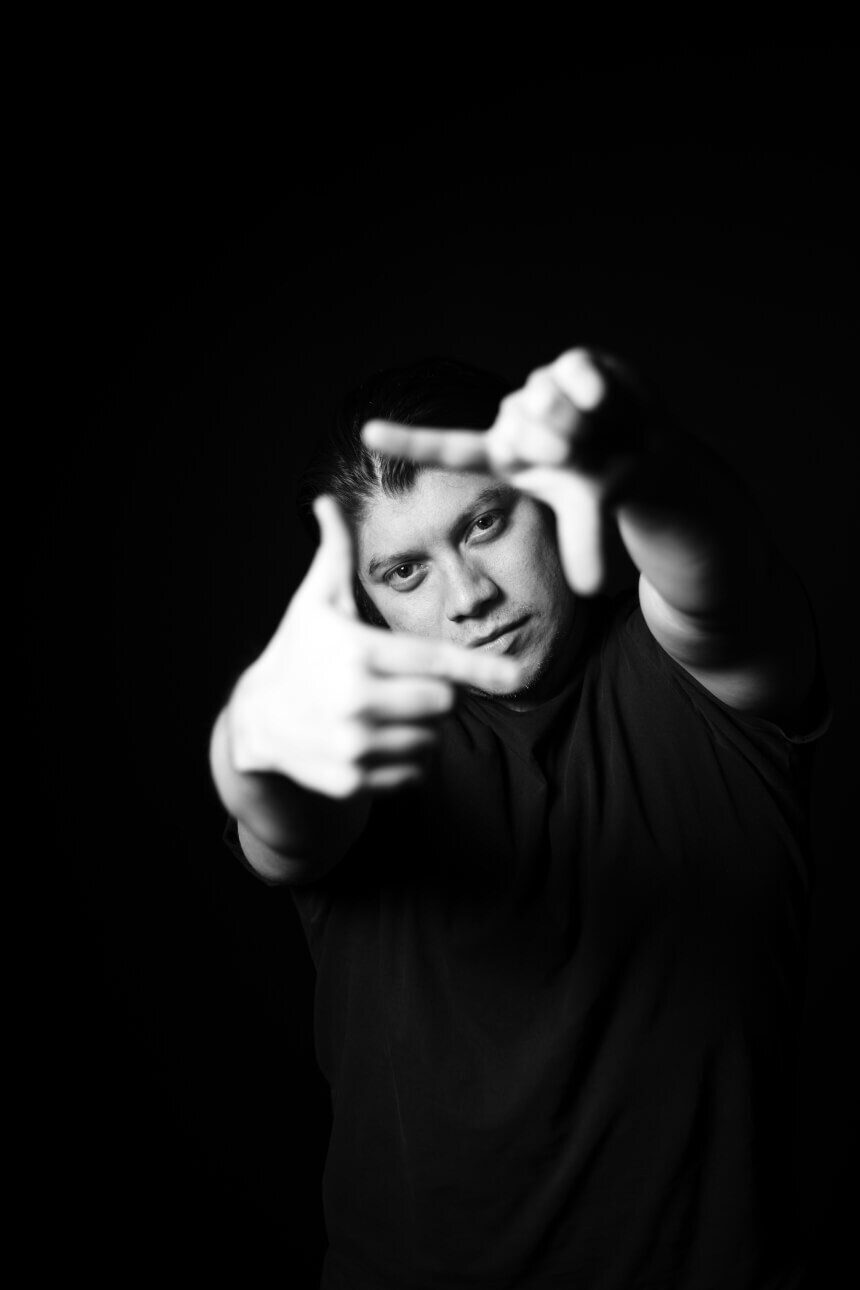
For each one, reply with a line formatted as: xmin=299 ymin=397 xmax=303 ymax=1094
xmin=365 ymin=483 xmax=517 ymax=579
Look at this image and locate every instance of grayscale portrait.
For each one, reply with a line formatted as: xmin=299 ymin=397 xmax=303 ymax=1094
xmin=62 ymin=49 xmax=857 ymax=1290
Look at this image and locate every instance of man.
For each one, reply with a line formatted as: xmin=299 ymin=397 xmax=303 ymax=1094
xmin=209 ymin=348 xmax=828 ymax=1288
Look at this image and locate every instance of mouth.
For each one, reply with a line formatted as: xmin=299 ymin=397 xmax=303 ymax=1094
xmin=468 ymin=616 xmax=530 ymax=649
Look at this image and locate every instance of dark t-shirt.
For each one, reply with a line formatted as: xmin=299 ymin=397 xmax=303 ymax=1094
xmin=226 ymin=592 xmax=829 ymax=1289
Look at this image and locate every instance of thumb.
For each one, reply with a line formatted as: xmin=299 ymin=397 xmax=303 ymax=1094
xmin=511 ymin=467 xmax=609 ymax=596
xmin=306 ymin=495 xmax=358 ymax=615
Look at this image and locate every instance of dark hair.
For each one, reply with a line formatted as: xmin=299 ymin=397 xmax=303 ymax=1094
xmin=296 ymin=356 xmax=513 ymax=625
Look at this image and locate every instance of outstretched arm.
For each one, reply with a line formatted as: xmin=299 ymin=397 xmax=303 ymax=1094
xmin=363 ymin=349 xmax=818 ymax=730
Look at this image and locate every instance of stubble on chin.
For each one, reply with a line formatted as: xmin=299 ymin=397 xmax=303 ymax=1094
xmin=466 ymin=601 xmax=583 ymax=710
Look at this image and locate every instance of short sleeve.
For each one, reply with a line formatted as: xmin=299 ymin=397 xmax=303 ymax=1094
xmin=620 ymin=600 xmax=832 ymax=800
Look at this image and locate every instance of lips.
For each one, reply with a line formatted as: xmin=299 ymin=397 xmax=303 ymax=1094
xmin=468 ymin=617 xmax=528 ymax=648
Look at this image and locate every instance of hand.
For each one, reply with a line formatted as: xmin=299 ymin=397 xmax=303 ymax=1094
xmin=227 ymin=495 xmax=522 ymax=799
xmin=363 ymin=348 xmax=663 ymax=595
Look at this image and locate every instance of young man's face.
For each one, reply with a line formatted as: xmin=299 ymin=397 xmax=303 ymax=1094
xmin=356 ymin=469 xmax=579 ymax=706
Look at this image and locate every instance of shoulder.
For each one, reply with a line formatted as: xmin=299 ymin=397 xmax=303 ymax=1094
xmin=578 ymin=592 xmax=830 ymax=819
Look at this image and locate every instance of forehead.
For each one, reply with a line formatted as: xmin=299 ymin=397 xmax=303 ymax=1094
xmin=356 ymin=468 xmax=504 ymax=565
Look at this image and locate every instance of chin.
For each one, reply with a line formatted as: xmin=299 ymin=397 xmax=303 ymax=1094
xmin=469 ymin=642 xmax=558 ymax=705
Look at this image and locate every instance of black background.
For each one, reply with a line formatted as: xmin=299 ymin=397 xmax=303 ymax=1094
xmin=45 ymin=49 xmax=857 ymax=1286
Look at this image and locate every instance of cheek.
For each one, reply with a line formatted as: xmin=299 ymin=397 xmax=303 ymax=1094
xmin=362 ymin=583 xmax=440 ymax=635
xmin=382 ymin=601 xmax=420 ymax=633
xmin=503 ymin=514 xmax=565 ymax=599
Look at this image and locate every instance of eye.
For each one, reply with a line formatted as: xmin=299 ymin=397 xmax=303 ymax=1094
xmin=469 ymin=511 xmax=505 ymax=538
xmin=385 ymin=562 xmax=424 ymax=591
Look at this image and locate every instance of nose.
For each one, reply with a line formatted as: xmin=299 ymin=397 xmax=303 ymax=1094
xmin=443 ymin=557 xmax=500 ymax=622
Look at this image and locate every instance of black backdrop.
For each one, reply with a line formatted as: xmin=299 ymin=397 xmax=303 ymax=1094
xmin=49 ymin=51 xmax=857 ymax=1286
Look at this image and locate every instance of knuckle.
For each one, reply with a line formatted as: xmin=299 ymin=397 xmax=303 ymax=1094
xmin=330 ymin=764 xmax=363 ymax=797
xmin=525 ymin=372 xmax=570 ymax=421
xmin=342 ymin=630 xmax=371 ymax=670
xmin=336 ymin=721 xmax=370 ymax=763
xmin=339 ymin=671 xmax=373 ymax=717
xmin=394 ymin=764 xmax=425 ymax=788
xmin=498 ymin=392 xmax=527 ymax=425
xmin=371 ymin=763 xmax=424 ymax=792
xmin=431 ymin=681 xmax=455 ymax=712
xmin=525 ymin=367 xmax=554 ymax=397
xmin=559 ymin=345 xmax=591 ymax=366
xmin=553 ymin=349 xmax=588 ymax=386
xmin=398 ymin=724 xmax=436 ymax=752
xmin=553 ymin=349 xmax=606 ymax=410
xmin=488 ymin=416 xmax=523 ymax=468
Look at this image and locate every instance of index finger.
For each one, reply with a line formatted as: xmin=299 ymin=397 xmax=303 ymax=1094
xmin=362 ymin=419 xmax=493 ymax=471
xmin=364 ymin=625 xmax=522 ymax=693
